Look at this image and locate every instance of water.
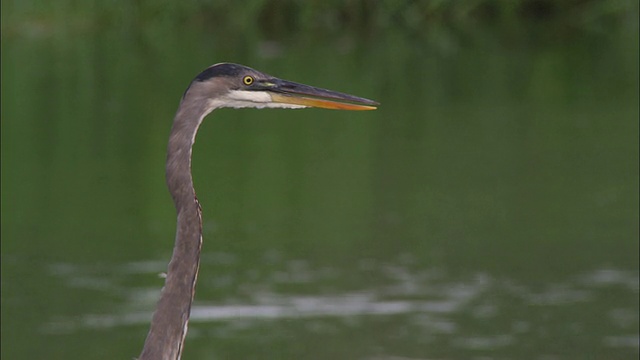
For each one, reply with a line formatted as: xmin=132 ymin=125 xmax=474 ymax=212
xmin=2 ymin=12 xmax=638 ymax=360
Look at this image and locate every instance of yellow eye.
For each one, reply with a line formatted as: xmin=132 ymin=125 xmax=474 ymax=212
xmin=243 ymin=76 xmax=254 ymax=85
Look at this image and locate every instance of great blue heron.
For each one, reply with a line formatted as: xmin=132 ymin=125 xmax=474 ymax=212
xmin=138 ymin=63 xmax=378 ymax=360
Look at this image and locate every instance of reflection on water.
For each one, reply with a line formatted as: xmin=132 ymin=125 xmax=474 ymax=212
xmin=3 ymin=5 xmax=637 ymax=359
xmin=42 ymin=255 xmax=639 ymax=356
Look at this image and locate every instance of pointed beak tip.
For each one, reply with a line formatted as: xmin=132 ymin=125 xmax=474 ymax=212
xmin=270 ymin=93 xmax=379 ymax=111
xmin=265 ymin=78 xmax=379 ymax=111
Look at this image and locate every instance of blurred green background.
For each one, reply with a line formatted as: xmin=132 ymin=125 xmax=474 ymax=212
xmin=2 ymin=1 xmax=638 ymax=359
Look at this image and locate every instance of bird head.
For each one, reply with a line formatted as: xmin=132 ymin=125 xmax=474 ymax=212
xmin=183 ymin=63 xmax=378 ymax=111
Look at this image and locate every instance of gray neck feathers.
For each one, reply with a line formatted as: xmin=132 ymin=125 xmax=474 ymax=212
xmin=139 ymin=97 xmax=211 ymax=360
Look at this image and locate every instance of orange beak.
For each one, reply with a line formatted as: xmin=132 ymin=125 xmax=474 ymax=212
xmin=259 ymin=78 xmax=378 ymax=111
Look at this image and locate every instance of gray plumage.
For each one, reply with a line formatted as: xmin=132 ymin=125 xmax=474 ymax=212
xmin=138 ymin=63 xmax=377 ymax=360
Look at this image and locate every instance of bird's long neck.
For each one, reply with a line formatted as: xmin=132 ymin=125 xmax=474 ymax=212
xmin=139 ymin=100 xmax=212 ymax=360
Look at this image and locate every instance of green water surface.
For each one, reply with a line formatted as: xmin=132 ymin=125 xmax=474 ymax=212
xmin=2 ymin=4 xmax=638 ymax=359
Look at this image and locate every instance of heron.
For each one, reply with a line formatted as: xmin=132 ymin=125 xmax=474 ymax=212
xmin=137 ymin=63 xmax=378 ymax=360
